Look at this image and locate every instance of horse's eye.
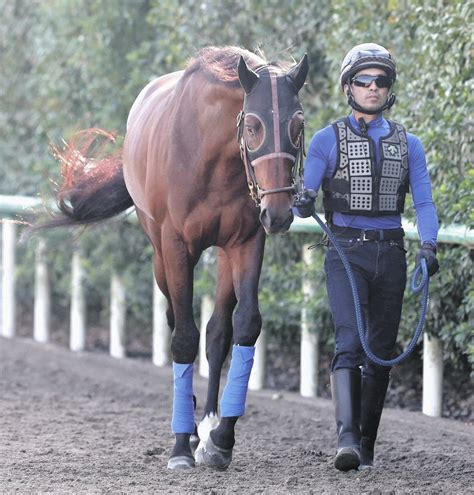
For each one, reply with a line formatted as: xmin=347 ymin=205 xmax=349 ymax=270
xmin=244 ymin=114 xmax=265 ymax=152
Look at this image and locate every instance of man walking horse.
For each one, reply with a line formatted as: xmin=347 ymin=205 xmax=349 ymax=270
xmin=295 ymin=43 xmax=439 ymax=471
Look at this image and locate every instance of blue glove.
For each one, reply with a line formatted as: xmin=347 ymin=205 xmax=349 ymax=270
xmin=415 ymin=242 xmax=439 ymax=276
xmin=294 ymin=189 xmax=317 ymax=218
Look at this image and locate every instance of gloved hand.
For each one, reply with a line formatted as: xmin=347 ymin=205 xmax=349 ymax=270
xmin=294 ymin=189 xmax=317 ymax=218
xmin=415 ymin=242 xmax=439 ymax=276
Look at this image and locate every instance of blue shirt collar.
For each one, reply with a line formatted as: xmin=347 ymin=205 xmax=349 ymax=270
xmin=348 ymin=113 xmax=385 ymax=131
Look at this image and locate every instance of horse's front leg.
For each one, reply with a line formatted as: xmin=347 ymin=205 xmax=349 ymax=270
xmin=161 ymin=225 xmax=200 ymax=470
xmin=196 ymin=248 xmax=237 ymax=449
xmin=196 ymin=230 xmax=265 ymax=470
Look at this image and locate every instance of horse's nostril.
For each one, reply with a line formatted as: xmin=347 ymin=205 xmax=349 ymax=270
xmin=259 ymin=208 xmax=270 ymax=228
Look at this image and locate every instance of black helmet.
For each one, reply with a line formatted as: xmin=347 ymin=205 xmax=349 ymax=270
xmin=340 ymin=43 xmax=396 ymax=89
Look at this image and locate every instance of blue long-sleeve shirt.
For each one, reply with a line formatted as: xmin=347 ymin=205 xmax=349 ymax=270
xmin=301 ymin=113 xmax=438 ymax=246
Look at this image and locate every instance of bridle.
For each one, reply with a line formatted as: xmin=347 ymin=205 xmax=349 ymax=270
xmin=236 ymin=108 xmax=306 ymax=208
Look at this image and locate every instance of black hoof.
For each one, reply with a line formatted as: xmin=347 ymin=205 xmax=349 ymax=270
xmin=167 ymin=455 xmax=195 ymax=470
xmin=195 ymin=435 xmax=233 ymax=470
xmin=334 ymin=447 xmax=360 ymax=471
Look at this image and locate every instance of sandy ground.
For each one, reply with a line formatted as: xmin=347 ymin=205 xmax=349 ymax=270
xmin=1 ymin=337 xmax=473 ymax=494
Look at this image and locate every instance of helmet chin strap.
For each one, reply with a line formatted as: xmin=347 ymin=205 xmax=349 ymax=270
xmin=347 ymin=88 xmax=396 ymax=115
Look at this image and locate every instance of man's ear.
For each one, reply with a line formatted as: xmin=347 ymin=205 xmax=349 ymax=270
xmin=343 ymin=84 xmax=350 ymax=96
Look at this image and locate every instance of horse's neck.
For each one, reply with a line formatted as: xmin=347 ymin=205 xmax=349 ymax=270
xmin=124 ymin=71 xmax=250 ymax=223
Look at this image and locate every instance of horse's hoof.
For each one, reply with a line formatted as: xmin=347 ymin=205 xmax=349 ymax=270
xmin=195 ymin=436 xmax=232 ymax=470
xmin=190 ymin=434 xmax=200 ymax=454
xmin=167 ymin=455 xmax=195 ymax=470
xmin=334 ymin=447 xmax=360 ymax=472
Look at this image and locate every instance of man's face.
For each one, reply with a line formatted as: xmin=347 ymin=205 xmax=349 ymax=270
xmin=345 ymin=68 xmax=390 ymax=113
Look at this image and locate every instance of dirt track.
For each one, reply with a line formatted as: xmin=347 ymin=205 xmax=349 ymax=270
xmin=1 ymin=337 xmax=473 ymax=494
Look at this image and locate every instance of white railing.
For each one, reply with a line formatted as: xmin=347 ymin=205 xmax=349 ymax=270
xmin=1 ymin=195 xmax=473 ymax=418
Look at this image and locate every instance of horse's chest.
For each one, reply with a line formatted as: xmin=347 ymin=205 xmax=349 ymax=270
xmin=182 ymin=202 xmax=259 ymax=249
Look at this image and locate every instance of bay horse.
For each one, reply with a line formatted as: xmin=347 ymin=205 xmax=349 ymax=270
xmin=44 ymin=46 xmax=308 ymax=470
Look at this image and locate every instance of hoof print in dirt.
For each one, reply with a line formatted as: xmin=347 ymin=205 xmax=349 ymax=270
xmin=167 ymin=455 xmax=195 ymax=470
xmin=145 ymin=447 xmax=164 ymax=456
xmin=195 ymin=436 xmax=232 ymax=470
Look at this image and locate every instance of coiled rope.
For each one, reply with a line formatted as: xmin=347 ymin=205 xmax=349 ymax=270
xmin=312 ymin=213 xmax=429 ymax=367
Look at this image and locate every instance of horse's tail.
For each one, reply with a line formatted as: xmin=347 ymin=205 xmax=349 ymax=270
xmin=40 ymin=128 xmax=134 ymax=229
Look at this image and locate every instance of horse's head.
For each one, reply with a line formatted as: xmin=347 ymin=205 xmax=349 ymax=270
xmin=237 ymin=54 xmax=308 ymax=234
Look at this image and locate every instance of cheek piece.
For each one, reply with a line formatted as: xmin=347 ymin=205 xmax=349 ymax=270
xmin=171 ymin=362 xmax=195 ymax=433
xmin=220 ymin=345 xmax=256 ymax=417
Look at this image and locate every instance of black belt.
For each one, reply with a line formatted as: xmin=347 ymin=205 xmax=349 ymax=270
xmin=331 ymin=225 xmax=405 ymax=241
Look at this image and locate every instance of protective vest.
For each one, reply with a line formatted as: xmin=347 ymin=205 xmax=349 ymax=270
xmin=322 ymin=117 xmax=409 ymax=216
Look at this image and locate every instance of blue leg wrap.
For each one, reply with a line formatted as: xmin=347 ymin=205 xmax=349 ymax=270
xmin=171 ymin=362 xmax=195 ymax=434
xmin=220 ymin=345 xmax=255 ymax=417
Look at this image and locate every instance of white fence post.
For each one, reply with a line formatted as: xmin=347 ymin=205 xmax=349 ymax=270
xmin=300 ymin=244 xmax=319 ymax=397
xmin=199 ymin=294 xmax=214 ymax=378
xmin=34 ymin=239 xmax=50 ymax=343
xmin=422 ymin=333 xmax=443 ymax=417
xmin=70 ymin=250 xmax=86 ymax=352
xmin=2 ymin=220 xmax=16 ymax=338
xmin=110 ymin=271 xmax=126 ymax=359
xmin=249 ymin=328 xmax=266 ymax=391
xmin=153 ymin=278 xmax=171 ymax=366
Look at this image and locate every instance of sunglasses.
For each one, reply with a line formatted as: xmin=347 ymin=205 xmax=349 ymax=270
xmin=351 ymin=74 xmax=392 ymax=89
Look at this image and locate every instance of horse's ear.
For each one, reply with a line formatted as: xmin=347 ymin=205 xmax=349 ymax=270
xmin=238 ymin=56 xmax=259 ymax=95
xmin=287 ymin=53 xmax=309 ymax=92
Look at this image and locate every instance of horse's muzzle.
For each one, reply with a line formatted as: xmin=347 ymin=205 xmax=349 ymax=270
xmin=259 ymin=207 xmax=294 ymax=234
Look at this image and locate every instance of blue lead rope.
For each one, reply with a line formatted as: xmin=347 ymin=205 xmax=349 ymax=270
xmin=312 ymin=213 xmax=430 ymax=367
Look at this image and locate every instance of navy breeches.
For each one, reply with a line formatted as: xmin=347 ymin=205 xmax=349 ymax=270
xmin=324 ymin=236 xmax=407 ymax=377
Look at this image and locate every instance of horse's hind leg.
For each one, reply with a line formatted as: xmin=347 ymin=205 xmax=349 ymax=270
xmin=160 ymin=225 xmax=200 ymax=470
xmin=196 ymin=231 xmax=265 ymax=470
xmin=197 ymin=249 xmax=236 ymax=445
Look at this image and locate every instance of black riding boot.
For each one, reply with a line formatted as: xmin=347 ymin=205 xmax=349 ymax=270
xmin=331 ymin=368 xmax=361 ymax=471
xmin=359 ymin=372 xmax=390 ymax=470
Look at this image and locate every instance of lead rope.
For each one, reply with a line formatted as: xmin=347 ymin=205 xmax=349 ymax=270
xmin=311 ymin=212 xmax=430 ymax=367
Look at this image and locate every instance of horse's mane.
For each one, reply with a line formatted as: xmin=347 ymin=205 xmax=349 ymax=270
xmin=185 ymin=46 xmax=290 ymax=87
